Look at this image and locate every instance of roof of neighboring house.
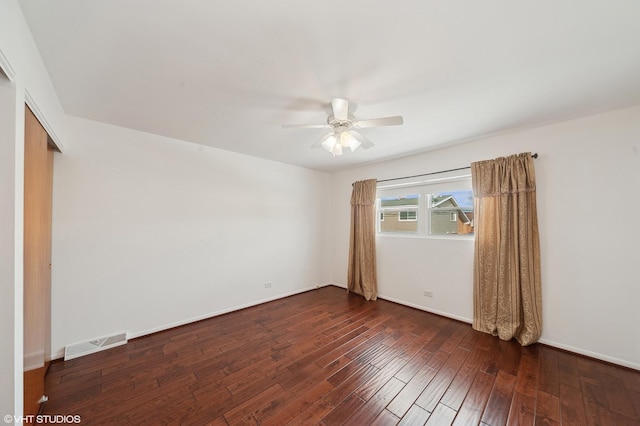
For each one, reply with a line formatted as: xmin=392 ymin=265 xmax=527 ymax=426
xmin=380 ymin=196 xmax=419 ymax=208
xmin=432 ymin=196 xmax=473 ymax=225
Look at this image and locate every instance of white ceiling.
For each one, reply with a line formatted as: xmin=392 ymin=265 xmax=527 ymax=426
xmin=19 ymin=0 xmax=640 ymax=172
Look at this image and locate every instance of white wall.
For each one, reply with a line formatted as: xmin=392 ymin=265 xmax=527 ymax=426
xmin=50 ymin=117 xmax=331 ymax=357
xmin=2 ymin=8 xmax=638 ymax=421
xmin=0 ymin=0 xmax=65 ymax=148
xmin=0 ymin=0 xmax=66 ymax=419
xmin=330 ymin=105 xmax=640 ymax=369
xmin=0 ymin=68 xmax=18 ymax=421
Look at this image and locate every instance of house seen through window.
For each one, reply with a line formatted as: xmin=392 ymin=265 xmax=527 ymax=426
xmin=429 ymin=190 xmax=474 ymax=235
xmin=377 ymin=188 xmax=474 ymax=237
xmin=379 ymin=195 xmax=419 ymax=233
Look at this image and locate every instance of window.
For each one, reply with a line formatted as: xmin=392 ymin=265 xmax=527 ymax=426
xmin=376 ymin=175 xmax=474 ymax=238
xmin=429 ymin=190 xmax=474 ymax=235
xmin=378 ymin=195 xmax=419 ymax=233
xmin=399 ymin=211 xmax=417 ymax=221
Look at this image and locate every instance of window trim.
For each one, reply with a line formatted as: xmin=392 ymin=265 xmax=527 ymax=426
xmin=375 ymin=176 xmax=474 ymax=240
xmin=377 ymin=195 xmax=422 ymax=235
xmin=398 ymin=211 xmax=418 ymax=222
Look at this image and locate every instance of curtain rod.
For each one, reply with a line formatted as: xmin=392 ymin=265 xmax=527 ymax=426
xmin=375 ymin=153 xmax=538 ymax=184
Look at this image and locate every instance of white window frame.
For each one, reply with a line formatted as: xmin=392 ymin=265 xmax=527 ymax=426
xmin=375 ymin=173 xmax=473 ymax=240
xmin=377 ymin=195 xmax=423 ymax=235
xmin=398 ymin=211 xmax=418 ymax=222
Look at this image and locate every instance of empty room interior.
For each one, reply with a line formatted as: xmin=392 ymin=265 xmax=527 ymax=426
xmin=1 ymin=1 xmax=640 ymax=424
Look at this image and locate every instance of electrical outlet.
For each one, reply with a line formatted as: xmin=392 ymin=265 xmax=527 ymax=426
xmin=265 ymin=282 xmax=272 ymax=289
xmin=423 ymin=290 xmax=433 ymax=297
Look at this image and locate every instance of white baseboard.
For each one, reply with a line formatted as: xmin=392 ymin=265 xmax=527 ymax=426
xmin=129 ymin=284 xmax=328 ymax=340
xmin=23 ymin=350 xmax=45 ymax=371
xmin=51 ymin=283 xmax=332 ymax=360
xmin=332 ymin=281 xmax=639 ymax=371
xmin=538 ymin=338 xmax=640 ymax=371
xmin=51 ymin=282 xmax=639 ymax=372
xmin=331 ymin=281 xmax=472 ymax=323
xmin=376 ymin=294 xmax=473 ymax=324
xmin=329 ymin=281 xmax=472 ymax=323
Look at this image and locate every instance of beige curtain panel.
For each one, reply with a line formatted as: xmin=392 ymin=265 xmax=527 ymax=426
xmin=471 ymin=152 xmax=542 ymax=346
xmin=347 ymin=179 xmax=378 ymax=301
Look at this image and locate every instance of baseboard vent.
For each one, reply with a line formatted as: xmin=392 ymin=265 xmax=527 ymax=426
xmin=64 ymin=332 xmax=127 ymax=361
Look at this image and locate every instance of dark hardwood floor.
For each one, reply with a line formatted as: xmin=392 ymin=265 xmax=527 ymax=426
xmin=43 ymin=286 xmax=640 ymax=425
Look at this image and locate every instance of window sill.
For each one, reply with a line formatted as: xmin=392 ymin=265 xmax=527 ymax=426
xmin=376 ymin=233 xmax=475 ymax=241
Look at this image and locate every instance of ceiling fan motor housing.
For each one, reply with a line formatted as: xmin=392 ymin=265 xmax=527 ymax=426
xmin=327 ymin=115 xmax=355 ymax=132
xmin=283 ymin=98 xmax=403 ymax=154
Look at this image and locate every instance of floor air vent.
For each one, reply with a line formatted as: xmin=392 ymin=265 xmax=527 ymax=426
xmin=64 ymin=332 xmax=127 ymax=360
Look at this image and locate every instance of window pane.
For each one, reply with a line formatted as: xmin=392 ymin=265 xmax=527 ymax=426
xmin=380 ymin=211 xmax=418 ymax=233
xmin=379 ymin=194 xmax=419 ymax=233
xmin=399 ymin=211 xmax=417 ymax=221
xmin=380 ymin=194 xmax=419 ymax=208
xmin=430 ymin=190 xmax=474 ymax=235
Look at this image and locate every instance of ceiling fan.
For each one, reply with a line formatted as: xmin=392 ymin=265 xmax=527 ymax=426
xmin=283 ymin=98 xmax=403 ymax=156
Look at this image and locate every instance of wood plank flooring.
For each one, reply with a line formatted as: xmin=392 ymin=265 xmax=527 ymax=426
xmin=43 ymin=286 xmax=640 ymax=425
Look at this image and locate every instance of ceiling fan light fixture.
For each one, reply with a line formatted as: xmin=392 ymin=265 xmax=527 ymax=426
xmin=321 ymin=134 xmax=343 ymax=156
xmin=283 ymin=98 xmax=403 ymax=156
xmin=339 ymin=131 xmax=361 ymax=152
xmin=339 ymin=131 xmax=352 ymax=147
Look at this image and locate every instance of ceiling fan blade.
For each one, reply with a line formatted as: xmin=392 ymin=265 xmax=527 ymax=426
xmin=310 ymin=132 xmax=334 ymax=149
xmin=349 ymin=130 xmax=374 ymax=149
xmin=355 ymin=116 xmax=404 ymax=128
xmin=282 ymin=123 xmax=331 ymax=129
xmin=331 ymin=98 xmax=349 ymax=121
